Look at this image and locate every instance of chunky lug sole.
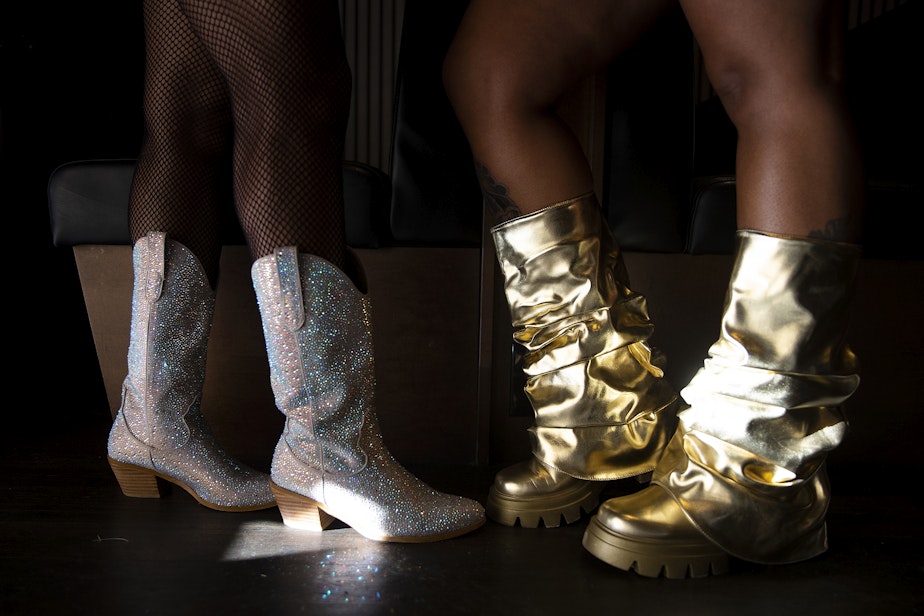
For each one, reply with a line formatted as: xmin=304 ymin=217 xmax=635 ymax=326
xmin=271 ymin=482 xmax=485 ymax=543
xmin=486 ymin=481 xmax=605 ymax=528
xmin=108 ymin=457 xmax=276 ymax=513
xmin=582 ymin=515 xmax=729 ymax=579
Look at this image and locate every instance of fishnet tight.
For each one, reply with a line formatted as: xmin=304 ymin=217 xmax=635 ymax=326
xmin=129 ymin=0 xmax=351 ymax=286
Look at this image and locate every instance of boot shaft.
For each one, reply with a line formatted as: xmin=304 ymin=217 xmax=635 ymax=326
xmin=491 ymin=194 xmax=678 ymax=480
xmin=710 ymin=230 xmax=860 ymax=374
xmin=678 ymin=231 xmax=861 ymax=475
xmin=252 ymin=247 xmax=373 ymax=475
xmin=122 ymin=232 xmax=215 ymax=449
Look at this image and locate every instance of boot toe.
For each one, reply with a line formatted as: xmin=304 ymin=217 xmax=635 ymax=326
xmin=356 ymin=491 xmax=485 ymax=542
xmin=487 ymin=458 xmax=602 ymax=528
xmin=437 ymin=495 xmax=486 ymax=537
xmin=582 ymin=485 xmax=729 ymax=578
xmin=493 ymin=457 xmax=585 ymax=497
xmin=594 ymin=485 xmax=701 ymax=541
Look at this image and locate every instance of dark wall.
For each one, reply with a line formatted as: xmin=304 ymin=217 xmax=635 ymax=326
xmin=844 ymin=1 xmax=923 ymax=258
xmin=2 ymin=3 xmax=145 ymax=431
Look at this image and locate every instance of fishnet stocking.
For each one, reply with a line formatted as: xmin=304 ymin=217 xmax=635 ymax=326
xmin=129 ymin=0 xmax=351 ymax=286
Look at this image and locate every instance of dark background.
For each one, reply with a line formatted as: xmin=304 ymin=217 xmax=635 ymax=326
xmin=2 ymin=3 xmax=144 ymax=432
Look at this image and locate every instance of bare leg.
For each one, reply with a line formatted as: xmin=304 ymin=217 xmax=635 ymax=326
xmin=443 ymin=0 xmax=674 ymax=223
xmin=679 ymin=0 xmax=864 ymax=241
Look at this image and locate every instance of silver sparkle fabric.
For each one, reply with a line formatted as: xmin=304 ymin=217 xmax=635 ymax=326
xmin=252 ymin=247 xmax=484 ymax=541
xmin=107 ymin=232 xmax=274 ymax=510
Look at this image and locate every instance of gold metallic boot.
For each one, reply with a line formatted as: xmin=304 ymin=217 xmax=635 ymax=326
xmin=583 ymin=230 xmax=861 ymax=577
xmin=107 ymin=232 xmax=275 ymax=511
xmin=252 ymin=247 xmax=485 ymax=542
xmin=488 ymin=194 xmax=679 ymax=527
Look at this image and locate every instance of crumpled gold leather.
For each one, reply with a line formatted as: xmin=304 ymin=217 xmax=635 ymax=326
xmin=652 ymin=230 xmax=861 ymax=564
xmin=492 ymin=194 xmax=678 ymax=480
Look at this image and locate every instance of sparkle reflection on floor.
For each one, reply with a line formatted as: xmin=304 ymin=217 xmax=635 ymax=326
xmin=222 ymin=520 xmax=391 ymax=603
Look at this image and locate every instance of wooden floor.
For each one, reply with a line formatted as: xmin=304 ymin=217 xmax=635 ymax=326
xmin=2 ymin=416 xmax=921 ymax=616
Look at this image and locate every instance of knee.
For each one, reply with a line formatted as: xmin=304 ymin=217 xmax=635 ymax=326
xmin=701 ymin=54 xmax=756 ymax=122
xmin=708 ymin=53 xmax=809 ymax=134
xmin=704 ymin=44 xmax=844 ymax=131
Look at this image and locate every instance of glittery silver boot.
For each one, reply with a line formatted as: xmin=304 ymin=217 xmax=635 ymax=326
xmin=107 ymin=232 xmax=275 ymax=512
xmin=252 ymin=247 xmax=486 ymax=542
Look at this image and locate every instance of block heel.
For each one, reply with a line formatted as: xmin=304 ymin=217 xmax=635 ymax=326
xmin=271 ymin=482 xmax=335 ymax=531
xmin=108 ymin=457 xmax=171 ymax=499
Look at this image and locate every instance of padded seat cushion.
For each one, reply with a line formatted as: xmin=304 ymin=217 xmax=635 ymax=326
xmin=48 ymin=159 xmax=391 ymax=249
